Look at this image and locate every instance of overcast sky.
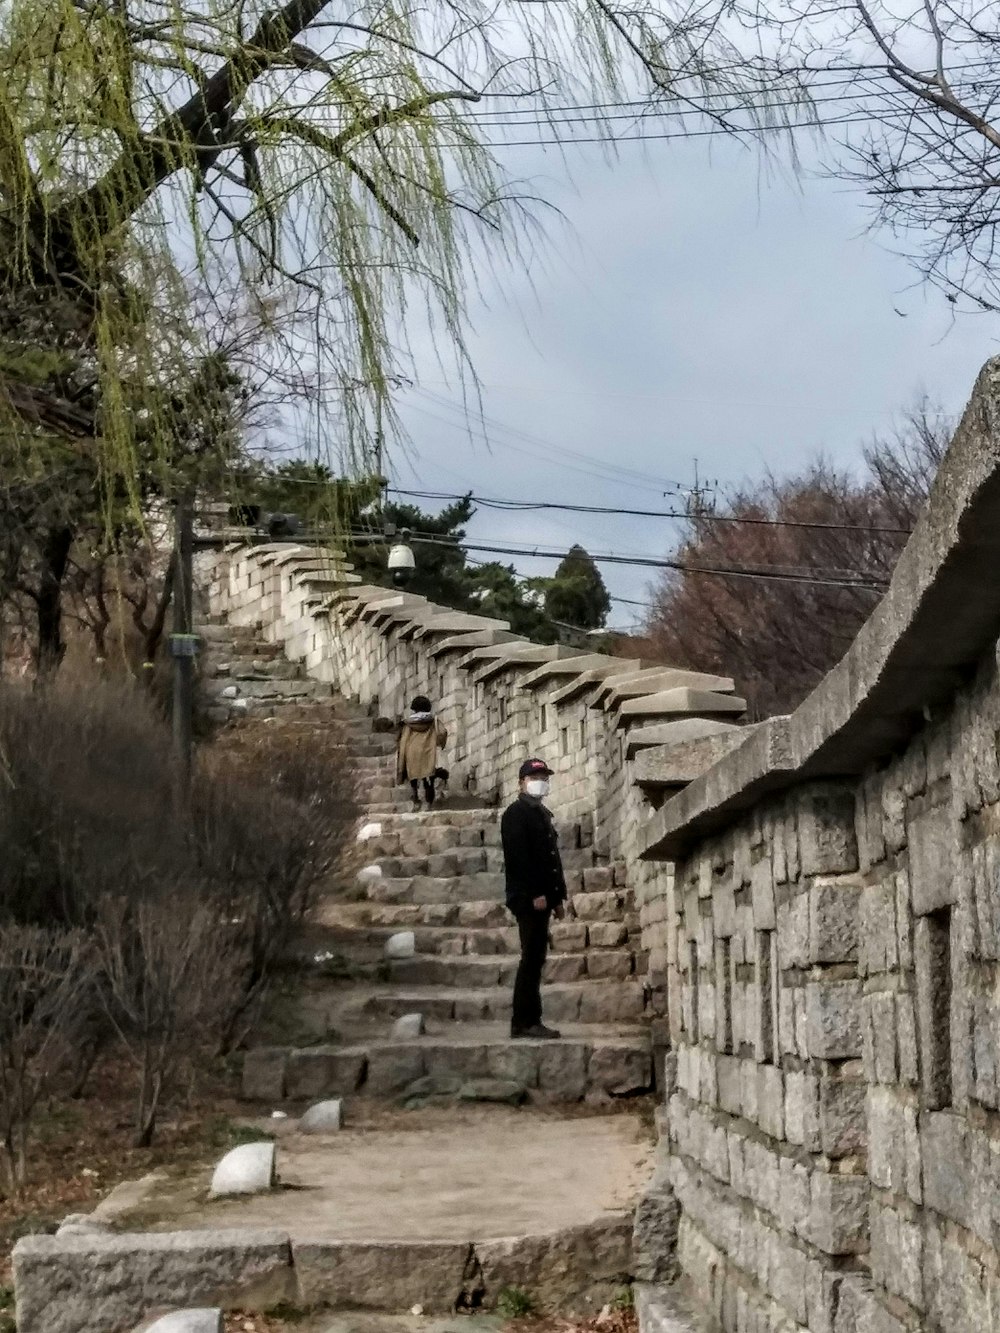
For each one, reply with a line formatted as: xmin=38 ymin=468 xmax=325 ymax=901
xmin=387 ymin=129 xmax=995 ymax=629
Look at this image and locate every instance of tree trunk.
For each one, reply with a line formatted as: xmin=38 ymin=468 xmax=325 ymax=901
xmin=35 ymin=527 xmax=73 ymax=674
xmin=142 ymin=556 xmax=175 ymax=668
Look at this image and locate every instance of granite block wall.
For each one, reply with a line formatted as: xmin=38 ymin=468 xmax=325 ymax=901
xmin=641 ymin=359 xmax=1000 ymax=1330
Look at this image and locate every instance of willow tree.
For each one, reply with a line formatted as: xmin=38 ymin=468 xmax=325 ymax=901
xmin=0 ymin=0 xmax=796 ymax=488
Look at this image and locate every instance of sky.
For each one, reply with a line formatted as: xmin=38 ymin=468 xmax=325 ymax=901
xmin=385 ymin=128 xmax=996 ymax=630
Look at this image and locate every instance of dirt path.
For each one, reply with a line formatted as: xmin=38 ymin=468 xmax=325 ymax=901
xmin=112 ymin=1104 xmax=654 ymax=1240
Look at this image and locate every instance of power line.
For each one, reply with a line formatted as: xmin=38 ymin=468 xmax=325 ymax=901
xmin=388 ymin=487 xmax=914 ymax=535
xmin=407 ymin=533 xmax=888 ymax=590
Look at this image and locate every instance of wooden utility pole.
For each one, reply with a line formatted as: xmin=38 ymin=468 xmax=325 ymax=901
xmin=170 ymin=493 xmax=196 ymax=795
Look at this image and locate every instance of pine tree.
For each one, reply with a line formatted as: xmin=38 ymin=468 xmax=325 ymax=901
xmin=544 ymin=545 xmax=611 ymax=631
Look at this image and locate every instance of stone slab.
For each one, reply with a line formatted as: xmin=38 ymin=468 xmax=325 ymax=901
xmin=13 ymin=1229 xmax=293 ymax=1333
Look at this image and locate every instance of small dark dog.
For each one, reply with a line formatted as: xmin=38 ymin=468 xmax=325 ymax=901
xmin=434 ymin=766 xmax=450 ymax=800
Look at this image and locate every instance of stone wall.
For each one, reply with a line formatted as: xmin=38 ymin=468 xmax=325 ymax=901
xmin=642 ymin=357 xmax=1000 ymax=1331
xmin=203 ymin=544 xmax=747 ymax=1025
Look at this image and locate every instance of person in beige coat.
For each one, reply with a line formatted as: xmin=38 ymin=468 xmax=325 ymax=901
xmin=396 ymin=695 xmax=448 ymax=810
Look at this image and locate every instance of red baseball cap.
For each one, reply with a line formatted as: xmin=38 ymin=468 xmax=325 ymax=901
xmin=519 ymin=758 xmax=554 ymax=779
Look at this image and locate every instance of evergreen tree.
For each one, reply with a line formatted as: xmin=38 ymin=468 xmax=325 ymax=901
xmin=544 ymin=545 xmax=611 ymax=631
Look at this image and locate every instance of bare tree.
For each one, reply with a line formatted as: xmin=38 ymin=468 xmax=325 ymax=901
xmin=94 ymin=892 xmax=244 ymax=1147
xmin=729 ymin=0 xmax=1000 ymax=309
xmin=639 ymin=403 xmax=952 ymax=718
xmin=0 ymin=927 xmax=94 ymax=1192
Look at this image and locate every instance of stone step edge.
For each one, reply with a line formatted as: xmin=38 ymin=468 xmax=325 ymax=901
xmin=13 ymin=1215 xmax=634 ymax=1329
xmin=244 ymin=1033 xmax=654 ymax=1102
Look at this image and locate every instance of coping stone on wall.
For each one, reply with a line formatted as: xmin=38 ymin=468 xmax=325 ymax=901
xmin=598 ymin=669 xmax=737 ymax=710
xmin=548 ymin=661 xmax=657 ymax=707
xmin=427 ymin=628 xmax=521 ymax=658
xmin=643 ymin=356 xmax=1000 ymax=859
xmin=520 ymin=654 xmax=621 ymax=691
xmin=632 ymin=727 xmax=757 ymax=791
xmin=614 ymin=688 xmax=747 ymax=724
xmin=624 ymin=717 xmax=741 ymax=762
xmin=472 ymin=644 xmax=583 ymax=685
xmin=407 ymin=611 xmax=512 ymax=641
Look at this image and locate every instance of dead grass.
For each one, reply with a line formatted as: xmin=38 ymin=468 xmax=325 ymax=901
xmin=0 ymin=1052 xmax=248 ymax=1282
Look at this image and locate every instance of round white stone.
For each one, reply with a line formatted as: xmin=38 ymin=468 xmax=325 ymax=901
xmin=137 ymin=1312 xmax=223 ymax=1333
xmin=392 ymin=1013 xmax=424 ymax=1039
xmin=209 ymin=1141 xmax=276 ymax=1197
xmin=385 ymin=931 xmax=416 ymax=960
xmin=356 ymin=822 xmax=383 ymax=842
xmin=299 ymin=1099 xmax=344 ymax=1133
xmin=357 ymin=864 xmax=383 ymax=883
xmin=220 ymin=684 xmax=239 ymax=699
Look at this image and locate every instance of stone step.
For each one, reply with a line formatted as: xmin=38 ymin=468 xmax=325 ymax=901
xmin=335 ymin=976 xmax=648 ymax=1026
xmin=366 ymin=809 xmax=500 ymax=831
xmin=356 ymin=827 xmax=500 ymax=861
xmin=323 ymin=919 xmax=635 ymax=963
xmin=369 ymin=850 xmax=491 ymax=878
xmin=385 ymin=951 xmax=644 ymax=994
xmin=243 ymin=1027 xmax=653 ymax=1102
xmin=365 ymin=873 xmax=507 ymax=905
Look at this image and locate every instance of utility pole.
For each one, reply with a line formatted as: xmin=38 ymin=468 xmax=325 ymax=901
xmin=667 ymin=459 xmax=718 ymax=518
xmin=170 ymin=492 xmax=196 ymax=796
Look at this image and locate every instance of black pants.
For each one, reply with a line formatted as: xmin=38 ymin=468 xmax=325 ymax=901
xmin=512 ymin=907 xmax=550 ymax=1031
xmin=410 ymin=777 xmax=435 ymax=805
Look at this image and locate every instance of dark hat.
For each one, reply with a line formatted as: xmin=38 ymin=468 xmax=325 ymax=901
xmin=518 ymin=757 xmax=554 ymax=779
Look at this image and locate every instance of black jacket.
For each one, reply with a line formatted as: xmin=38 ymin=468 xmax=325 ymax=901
xmin=500 ymin=794 xmax=567 ymax=913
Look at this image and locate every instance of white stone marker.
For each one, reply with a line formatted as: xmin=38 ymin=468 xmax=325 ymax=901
xmin=138 ymin=1311 xmax=223 ymax=1333
xmin=392 ymin=1013 xmax=425 ymax=1039
xmin=300 ymin=1099 xmax=344 ymax=1133
xmin=209 ymin=1141 xmax=276 ymax=1197
xmin=357 ymin=863 xmax=383 ymax=883
xmin=357 ymin=822 xmax=383 ymax=842
xmin=385 ymin=931 xmax=416 ymax=959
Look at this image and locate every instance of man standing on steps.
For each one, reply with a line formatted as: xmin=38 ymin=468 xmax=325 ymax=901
xmin=501 ymin=758 xmax=567 ymax=1040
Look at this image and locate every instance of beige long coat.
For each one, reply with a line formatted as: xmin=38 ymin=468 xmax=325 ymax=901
xmin=396 ymin=717 xmax=448 ymax=783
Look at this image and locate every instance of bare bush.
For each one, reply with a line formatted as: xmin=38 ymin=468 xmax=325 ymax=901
xmin=0 ymin=927 xmax=94 ymax=1192
xmin=0 ymin=675 xmax=356 ymax=1146
xmin=0 ymin=674 xmax=178 ymax=926
xmin=194 ymin=723 xmax=357 ymax=1050
xmin=94 ymin=892 xmax=244 ymax=1147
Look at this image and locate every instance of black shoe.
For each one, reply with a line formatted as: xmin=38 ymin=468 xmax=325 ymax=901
xmin=510 ymin=1023 xmax=561 ymax=1040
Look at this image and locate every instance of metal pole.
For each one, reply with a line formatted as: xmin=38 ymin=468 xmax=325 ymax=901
xmin=171 ymin=493 xmax=195 ymax=795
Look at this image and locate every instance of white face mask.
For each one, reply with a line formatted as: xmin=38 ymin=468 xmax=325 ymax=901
xmin=525 ymin=778 xmax=550 ymax=799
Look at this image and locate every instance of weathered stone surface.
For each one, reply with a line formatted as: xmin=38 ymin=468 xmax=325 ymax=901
xmin=285 ymin=1047 xmax=366 ymax=1100
xmin=14 ymin=1230 xmax=293 ymax=1333
xmin=299 ymin=1099 xmax=343 ymax=1133
xmin=805 ymin=980 xmax=861 ymax=1059
xmin=908 ymin=803 xmax=956 ymax=916
xmin=587 ymin=1044 xmax=653 ymax=1096
xmin=536 ymin=1043 xmax=587 ymax=1100
xmin=209 ymin=1142 xmax=276 ymax=1197
xmin=364 ymin=1046 xmax=428 ymax=1096
xmin=242 ymin=1047 xmax=287 ymax=1101
xmin=475 ymin=1215 xmax=633 ymax=1313
xmin=632 ymin=1171 xmax=679 ymax=1283
xmin=291 ymin=1238 xmax=469 ymax=1313
xmin=458 ymin=1077 xmax=527 ymax=1104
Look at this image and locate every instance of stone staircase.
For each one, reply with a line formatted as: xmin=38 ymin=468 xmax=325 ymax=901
xmin=198 ymin=620 xmax=654 ymax=1107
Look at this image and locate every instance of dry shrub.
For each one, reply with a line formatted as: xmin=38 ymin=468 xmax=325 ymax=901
xmin=0 ymin=673 xmax=177 ymax=926
xmin=94 ymin=892 xmax=245 ymax=1146
xmin=195 ymin=721 xmax=357 ymax=1049
xmin=0 ymin=927 xmax=94 ymax=1191
xmin=0 ymin=676 xmax=356 ymax=1155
